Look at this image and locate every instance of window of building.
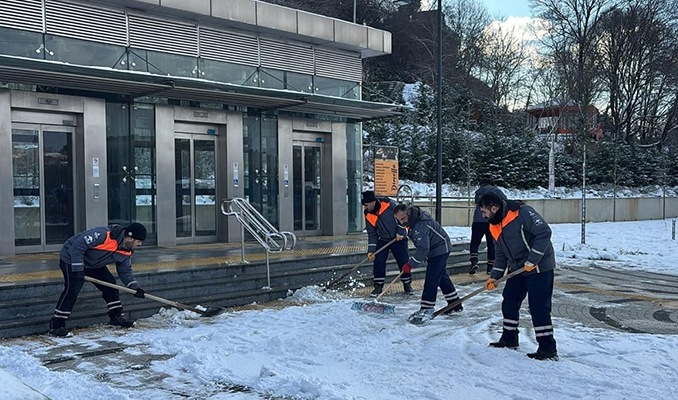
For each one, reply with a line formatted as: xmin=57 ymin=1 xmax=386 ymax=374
xmin=0 ymin=27 xmax=44 ymax=59
xmin=346 ymin=122 xmax=362 ymax=232
xmin=199 ymin=58 xmax=259 ymax=86
xmin=314 ymin=76 xmax=360 ymax=99
xmin=45 ymin=34 xmax=127 ymax=69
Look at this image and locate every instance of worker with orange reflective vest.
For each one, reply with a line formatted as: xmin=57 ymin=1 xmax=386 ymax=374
xmin=49 ymin=223 xmax=147 ymax=337
xmin=361 ymin=190 xmax=411 ymax=297
xmin=478 ymin=192 xmax=558 ymax=361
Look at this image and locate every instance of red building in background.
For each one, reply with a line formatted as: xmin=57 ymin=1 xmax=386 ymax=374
xmin=527 ymin=102 xmax=603 ymax=140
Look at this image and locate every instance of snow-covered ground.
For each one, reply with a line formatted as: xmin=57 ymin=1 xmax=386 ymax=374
xmin=1 ymin=219 xmax=678 ymax=399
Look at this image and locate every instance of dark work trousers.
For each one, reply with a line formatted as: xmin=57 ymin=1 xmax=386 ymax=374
xmin=419 ymin=253 xmax=460 ymax=310
xmin=50 ymin=260 xmax=123 ymax=330
xmin=373 ymin=238 xmax=411 ymax=285
xmin=470 ymin=222 xmax=495 ymax=273
xmin=499 ymin=269 xmax=557 ymax=352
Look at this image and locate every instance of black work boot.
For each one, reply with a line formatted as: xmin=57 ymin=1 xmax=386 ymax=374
xmin=469 ymin=263 xmax=479 ymax=275
xmin=108 ymin=312 xmax=135 ymax=328
xmin=527 ymin=348 xmax=559 ymax=361
xmin=489 ymin=339 xmax=519 ymax=349
xmin=48 ymin=317 xmax=71 ymax=337
xmin=441 ymin=301 xmax=463 ymax=315
xmin=370 ymin=283 xmax=384 ymax=297
xmin=402 ymin=282 xmax=414 ymax=295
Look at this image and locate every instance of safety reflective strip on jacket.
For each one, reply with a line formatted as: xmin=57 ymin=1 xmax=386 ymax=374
xmin=365 ymin=201 xmax=389 ymax=227
xmin=93 ymin=232 xmax=131 ymax=256
xmin=489 ymin=209 xmax=520 ymax=241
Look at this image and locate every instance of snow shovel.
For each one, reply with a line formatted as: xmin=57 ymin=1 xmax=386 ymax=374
xmin=84 ymin=276 xmax=225 ymax=317
xmin=433 ymin=266 xmax=527 ymax=318
xmin=351 ymin=269 xmax=404 ymax=314
xmin=324 ymin=237 xmax=398 ymax=290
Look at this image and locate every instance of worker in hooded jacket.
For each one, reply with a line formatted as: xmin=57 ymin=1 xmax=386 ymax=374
xmin=49 ymin=223 xmax=147 ymax=337
xmin=478 ymin=192 xmax=558 ymax=360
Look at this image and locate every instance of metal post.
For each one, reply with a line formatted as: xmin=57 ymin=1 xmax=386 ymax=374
xmin=353 ymin=0 xmax=356 ymax=23
xmin=265 ymin=251 xmax=271 ymax=288
xmin=240 ymin=223 xmax=246 ymax=263
xmin=581 ymin=139 xmax=586 ymax=245
xmin=435 ymin=0 xmax=443 ymax=223
xmin=672 ymin=220 xmax=675 ymax=240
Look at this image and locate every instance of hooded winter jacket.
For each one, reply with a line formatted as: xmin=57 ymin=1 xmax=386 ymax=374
xmin=60 ymin=225 xmax=141 ymax=289
xmin=488 ymin=200 xmax=555 ymax=280
xmin=404 ymin=207 xmax=451 ymax=268
xmin=364 ymin=197 xmax=407 ymax=252
xmin=473 ymin=185 xmax=507 ymax=223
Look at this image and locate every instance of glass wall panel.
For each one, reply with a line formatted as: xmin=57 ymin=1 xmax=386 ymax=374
xmin=243 ymin=114 xmax=279 ymax=228
xmin=45 ymin=35 xmax=127 ymax=69
xmin=194 ymin=140 xmax=216 ymax=236
xmin=175 ymin=138 xmax=191 ymax=237
xmin=0 ymin=27 xmax=43 ymax=59
xmin=304 ymin=146 xmax=321 ymax=231
xmin=199 ymin=59 xmax=258 ymax=86
xmin=43 ymin=129 xmax=74 ymax=245
xmin=346 ymin=122 xmax=362 ymax=232
xmin=293 ymin=145 xmax=302 ymax=230
xmin=106 ymin=102 xmax=157 ymax=243
xmin=144 ymin=50 xmax=196 ymax=77
xmin=315 ymin=76 xmax=360 ymax=99
xmin=259 ymin=68 xmax=285 ymax=90
xmin=12 ymin=129 xmax=41 ymax=246
xmin=287 ymin=72 xmax=313 ymax=93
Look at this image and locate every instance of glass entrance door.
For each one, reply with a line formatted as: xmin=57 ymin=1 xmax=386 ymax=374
xmin=293 ymin=141 xmax=322 ymax=234
xmin=12 ymin=123 xmax=75 ymax=252
xmin=175 ymin=134 xmax=217 ymax=243
xmin=106 ymin=103 xmax=156 ymax=244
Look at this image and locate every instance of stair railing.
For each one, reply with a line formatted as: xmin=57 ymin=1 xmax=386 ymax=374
xmin=220 ymin=197 xmax=297 ymax=288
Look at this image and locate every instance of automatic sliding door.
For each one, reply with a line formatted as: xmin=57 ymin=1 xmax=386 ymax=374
xmin=293 ymin=141 xmax=322 ymax=234
xmin=12 ymin=124 xmax=74 ymax=252
xmin=175 ymin=134 xmax=216 ymax=242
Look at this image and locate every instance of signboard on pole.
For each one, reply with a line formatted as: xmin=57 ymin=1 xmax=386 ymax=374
xmin=374 ymin=145 xmax=399 ymax=197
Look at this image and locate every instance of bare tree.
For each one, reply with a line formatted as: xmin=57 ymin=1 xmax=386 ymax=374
xmin=444 ymin=0 xmax=491 ymax=77
xmin=478 ymin=22 xmax=530 ymax=108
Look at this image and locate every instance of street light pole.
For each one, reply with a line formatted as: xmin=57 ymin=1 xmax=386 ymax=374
xmin=435 ymin=0 xmax=443 ymax=223
xmin=353 ymin=0 xmax=358 ymax=24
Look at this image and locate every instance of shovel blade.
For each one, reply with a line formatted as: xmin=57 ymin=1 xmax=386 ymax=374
xmin=351 ymin=301 xmax=395 ymax=315
xmin=199 ymin=307 xmax=225 ymax=317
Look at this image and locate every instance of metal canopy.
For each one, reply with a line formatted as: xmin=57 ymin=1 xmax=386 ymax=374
xmin=0 ymin=56 xmax=402 ymax=120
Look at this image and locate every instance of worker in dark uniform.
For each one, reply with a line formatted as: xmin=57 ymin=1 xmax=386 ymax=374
xmin=48 ymin=223 xmax=147 ymax=337
xmin=393 ymin=204 xmax=462 ymax=324
xmin=469 ymin=176 xmax=506 ymax=274
xmin=362 ymin=190 xmax=411 ymax=296
xmin=479 ymin=192 xmax=558 ymax=360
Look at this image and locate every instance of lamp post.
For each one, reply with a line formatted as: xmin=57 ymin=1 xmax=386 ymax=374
xmin=435 ymin=0 xmax=442 ymax=223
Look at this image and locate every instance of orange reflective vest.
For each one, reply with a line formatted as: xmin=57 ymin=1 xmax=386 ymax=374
xmin=365 ymin=200 xmax=389 ymax=227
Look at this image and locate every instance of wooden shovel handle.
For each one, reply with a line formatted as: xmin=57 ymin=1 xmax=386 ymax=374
xmin=84 ymin=276 xmax=205 ymax=315
xmin=375 ymin=269 xmax=405 ymax=302
xmin=326 ymin=237 xmax=398 ymax=289
xmin=433 ymin=267 xmax=527 ymax=317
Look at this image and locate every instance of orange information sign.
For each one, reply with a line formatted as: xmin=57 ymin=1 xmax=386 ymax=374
xmin=374 ymin=159 xmax=399 ymax=197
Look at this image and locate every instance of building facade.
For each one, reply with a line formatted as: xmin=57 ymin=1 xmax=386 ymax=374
xmin=0 ymin=0 xmax=398 ymax=255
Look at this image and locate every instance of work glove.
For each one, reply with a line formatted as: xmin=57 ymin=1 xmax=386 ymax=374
xmin=402 ymin=263 xmax=412 ymax=274
xmin=134 ymin=288 xmax=145 ymax=299
xmin=524 ymin=262 xmax=536 ymax=272
xmin=484 ymin=278 xmax=497 ymax=291
xmin=395 ymin=235 xmax=405 ymax=241
xmin=71 ymin=270 xmax=85 ymax=281
xmin=367 ymin=252 xmax=375 ymax=261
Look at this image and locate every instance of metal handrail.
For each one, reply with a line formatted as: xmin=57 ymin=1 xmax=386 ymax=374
xmin=220 ymin=197 xmax=297 ymax=288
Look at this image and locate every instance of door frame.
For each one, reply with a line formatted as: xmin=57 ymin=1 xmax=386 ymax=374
xmin=174 ymin=126 xmax=219 ymax=244
xmin=11 ymin=122 xmax=77 ymax=254
xmin=291 ymin=132 xmax=325 ymax=236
